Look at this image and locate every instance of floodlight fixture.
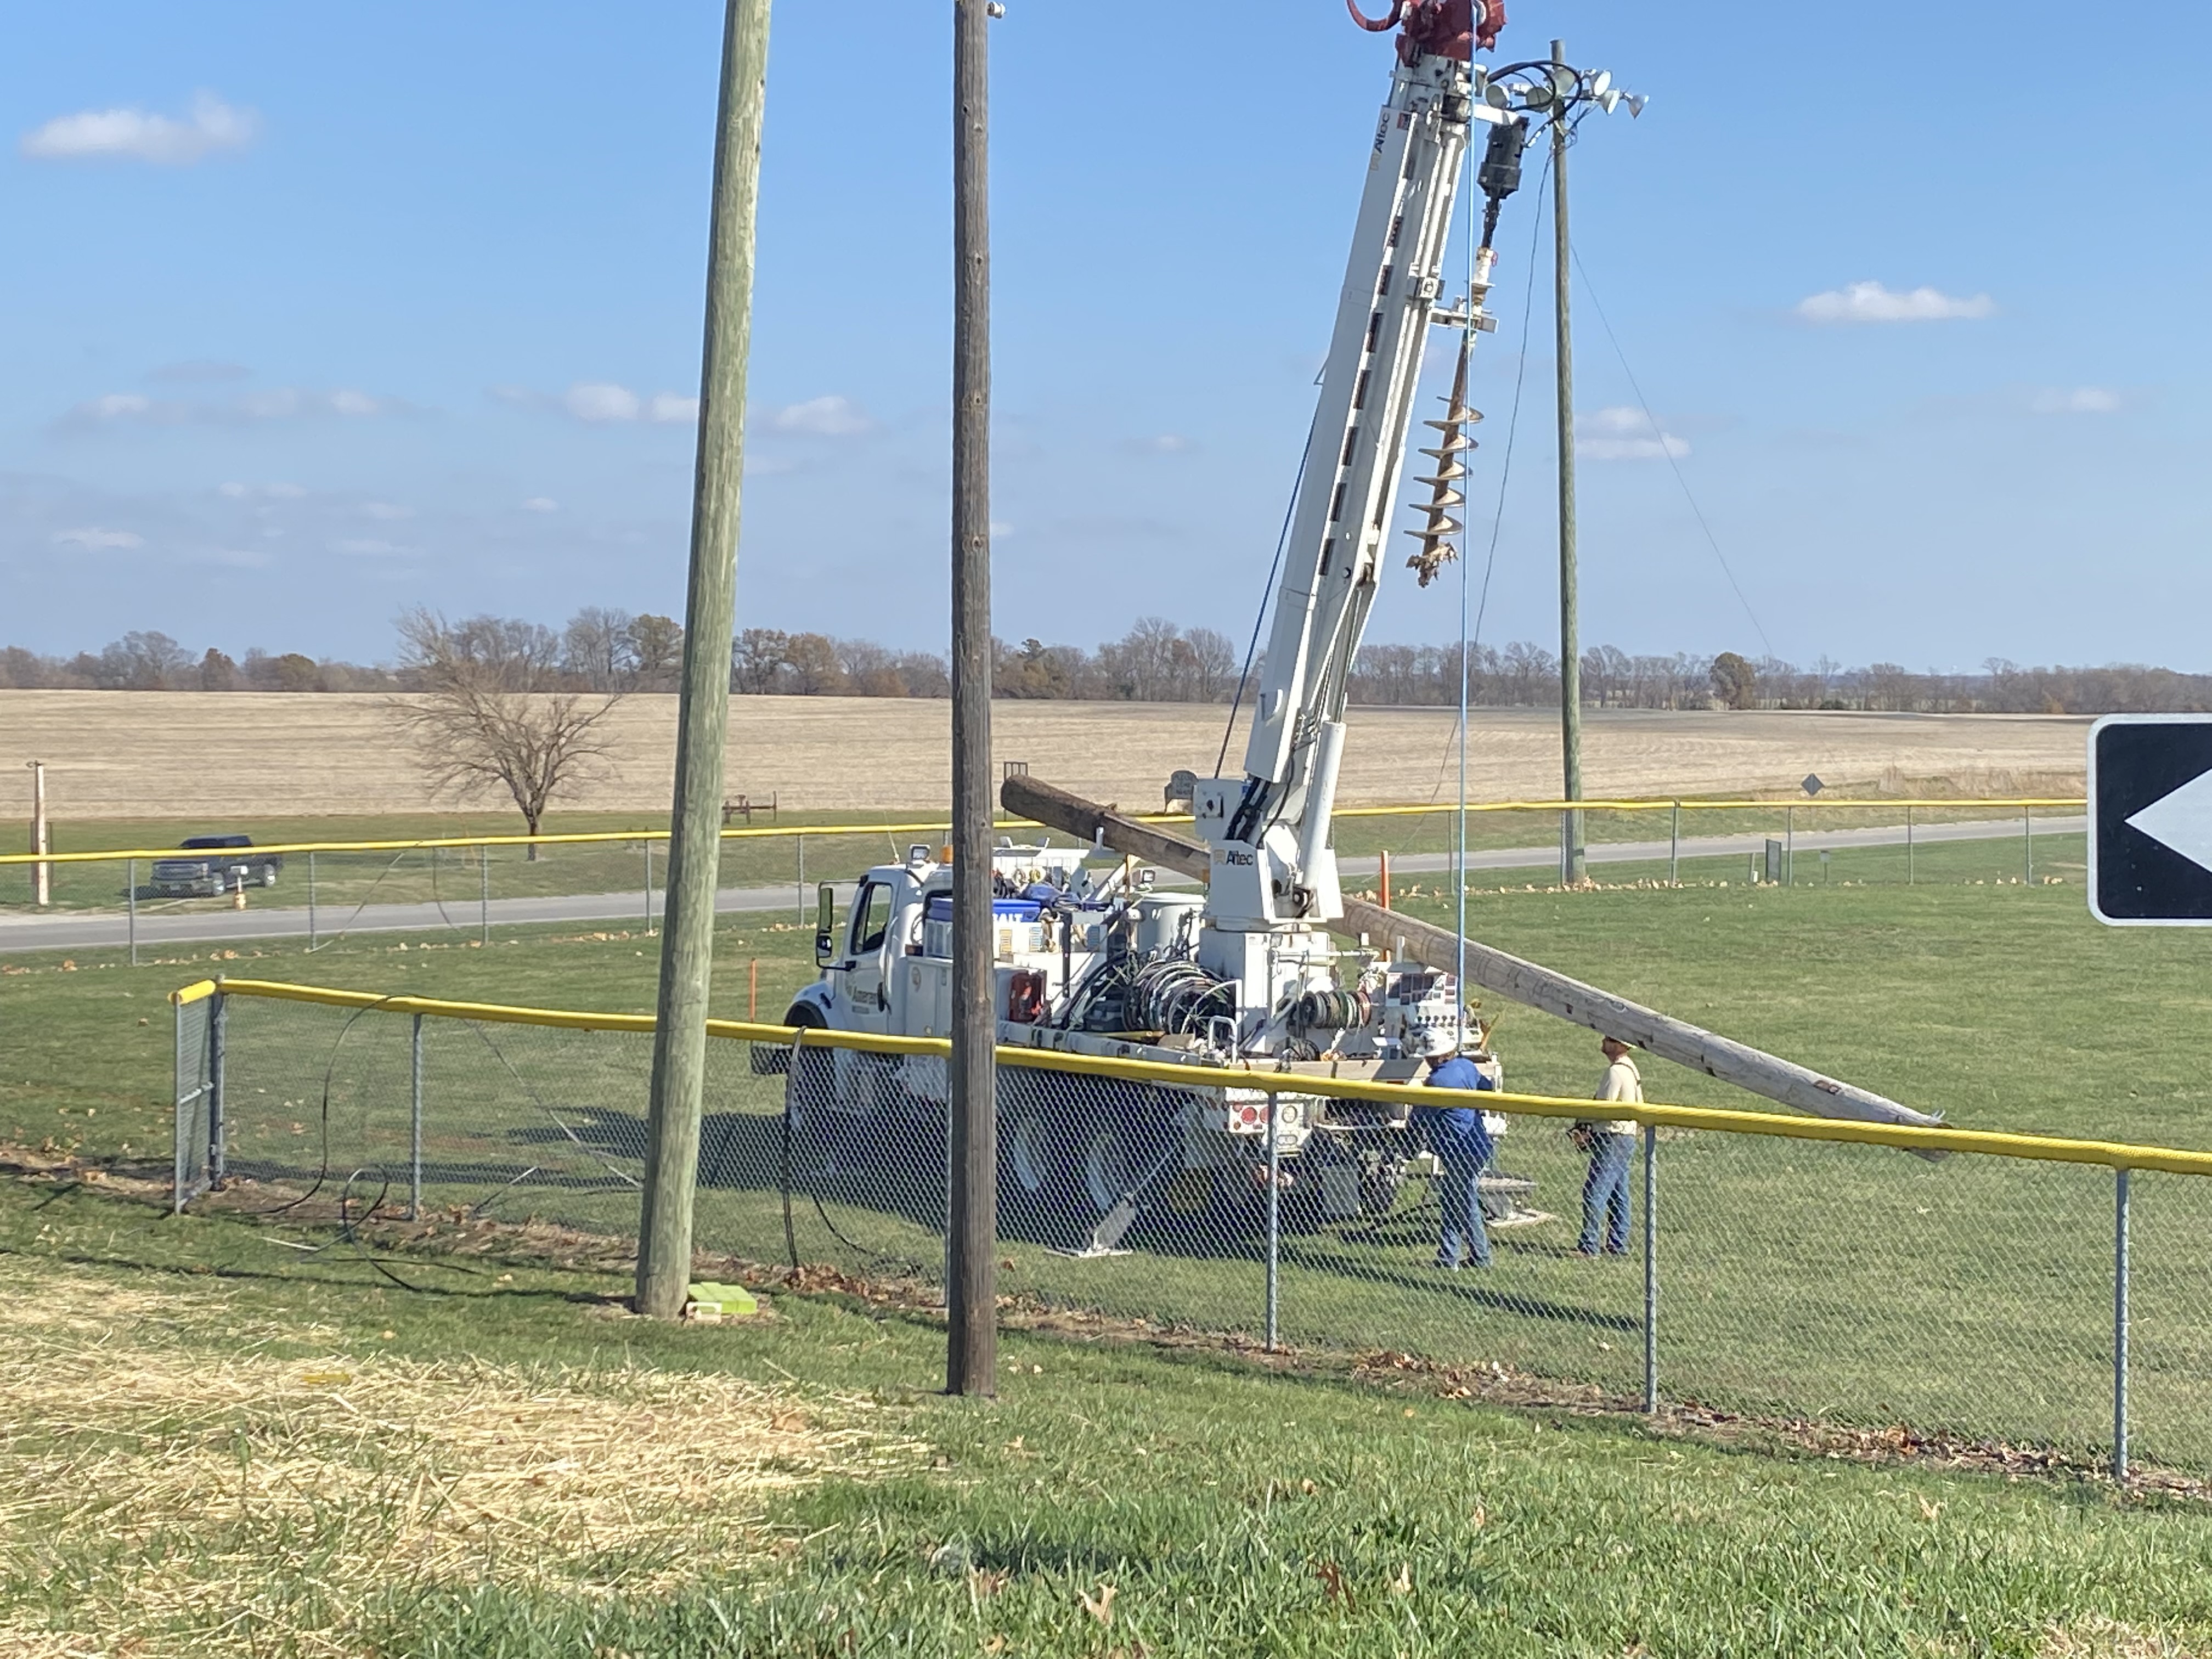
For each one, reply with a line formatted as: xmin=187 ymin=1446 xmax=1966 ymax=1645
xmin=1589 ymin=69 xmax=1612 ymax=97
xmin=1626 ymin=92 xmax=1649 ymax=116
xmin=1547 ymin=63 xmax=1579 ymax=99
xmin=1484 ymin=80 xmax=1513 ymax=109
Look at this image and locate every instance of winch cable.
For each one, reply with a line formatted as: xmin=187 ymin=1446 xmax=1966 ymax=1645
xmin=1217 ymin=405 xmax=1320 ymax=781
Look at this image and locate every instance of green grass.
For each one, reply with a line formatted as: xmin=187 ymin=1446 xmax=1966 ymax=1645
xmin=9 ymin=873 xmax=2212 ymax=1484
xmin=3 ymin=1176 xmax=2210 ymax=1658
xmin=6 ymin=798 xmax=2080 ymax=916
xmin=1 ymin=807 xmax=952 ymax=915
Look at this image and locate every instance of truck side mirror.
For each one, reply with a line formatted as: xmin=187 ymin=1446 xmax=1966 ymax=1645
xmin=815 ymin=883 xmax=837 ymax=966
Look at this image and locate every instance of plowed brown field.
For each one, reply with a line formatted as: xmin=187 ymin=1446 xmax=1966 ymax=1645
xmin=0 ymin=690 xmax=2087 ymax=820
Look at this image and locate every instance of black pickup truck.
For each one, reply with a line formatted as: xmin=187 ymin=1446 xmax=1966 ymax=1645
xmin=150 ymin=836 xmax=284 ymax=898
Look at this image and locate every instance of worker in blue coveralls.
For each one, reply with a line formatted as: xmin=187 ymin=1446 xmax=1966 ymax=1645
xmin=1414 ymin=1031 xmax=1497 ymax=1270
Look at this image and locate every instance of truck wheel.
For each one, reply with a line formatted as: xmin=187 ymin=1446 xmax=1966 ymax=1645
xmin=999 ymin=1096 xmax=1077 ymax=1245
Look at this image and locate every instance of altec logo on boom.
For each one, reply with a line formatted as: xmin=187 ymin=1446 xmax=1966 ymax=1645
xmin=2089 ymin=715 xmax=2212 ymax=926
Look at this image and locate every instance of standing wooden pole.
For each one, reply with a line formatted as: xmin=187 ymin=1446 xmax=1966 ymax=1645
xmin=946 ymin=0 xmax=999 ymax=1399
xmin=1551 ymin=42 xmax=1584 ymax=884
xmin=1379 ymin=849 xmax=1392 ymax=911
xmin=636 ymin=0 xmax=772 ymax=1320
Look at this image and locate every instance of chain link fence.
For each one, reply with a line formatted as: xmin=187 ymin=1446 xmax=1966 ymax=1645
xmin=8 ymin=800 xmax=2089 ymax=965
xmin=172 ymin=980 xmax=2210 ymax=1480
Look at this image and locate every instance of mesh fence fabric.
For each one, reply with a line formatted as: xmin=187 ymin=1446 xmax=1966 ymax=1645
xmin=187 ymin=991 xmax=2211 ymax=1476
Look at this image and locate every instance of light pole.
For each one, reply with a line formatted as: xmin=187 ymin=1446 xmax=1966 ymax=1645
xmin=1477 ymin=48 xmax=1644 ymax=883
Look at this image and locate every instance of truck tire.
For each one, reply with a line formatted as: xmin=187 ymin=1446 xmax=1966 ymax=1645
xmin=1001 ymin=1082 xmax=1173 ymax=1251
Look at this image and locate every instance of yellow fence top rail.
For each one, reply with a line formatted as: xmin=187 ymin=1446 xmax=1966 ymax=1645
xmin=182 ymin=976 xmax=2212 ymax=1180
xmin=2 ymin=795 xmax=2088 ymax=868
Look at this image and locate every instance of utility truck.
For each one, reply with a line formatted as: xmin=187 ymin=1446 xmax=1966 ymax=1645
xmin=776 ymin=0 xmax=1533 ymax=1252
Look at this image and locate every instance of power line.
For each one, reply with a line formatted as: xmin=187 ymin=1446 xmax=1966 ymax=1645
xmin=1568 ymin=242 xmax=1775 ymax=659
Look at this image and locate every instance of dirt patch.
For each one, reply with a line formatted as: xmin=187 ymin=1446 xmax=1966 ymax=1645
xmin=0 ymin=1256 xmax=918 ymax=1658
xmin=0 ymin=690 xmax=2090 ymax=817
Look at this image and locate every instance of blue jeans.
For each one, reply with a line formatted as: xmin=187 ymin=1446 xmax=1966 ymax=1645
xmin=1579 ymin=1133 xmax=1634 ymax=1254
xmin=1436 ymin=1141 xmax=1492 ymax=1267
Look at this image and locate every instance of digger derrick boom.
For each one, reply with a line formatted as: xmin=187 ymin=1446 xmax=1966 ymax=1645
xmin=1195 ymin=42 xmax=1494 ymax=935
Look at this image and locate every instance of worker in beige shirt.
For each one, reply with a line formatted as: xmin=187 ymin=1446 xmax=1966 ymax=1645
xmin=1575 ymin=1037 xmax=1641 ymax=1256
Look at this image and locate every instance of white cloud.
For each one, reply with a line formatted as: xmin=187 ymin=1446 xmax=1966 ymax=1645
xmin=647 ymin=392 xmax=699 ymax=424
xmin=1122 ymin=433 xmax=1190 ymax=454
xmin=1795 ymin=281 xmax=1994 ymax=324
xmin=334 ymin=538 xmax=405 ymax=557
xmin=53 ymin=526 xmax=144 ymax=550
xmin=70 ymin=387 xmax=393 ymax=427
xmin=768 ymin=394 xmax=873 ymax=437
xmin=21 ymin=92 xmax=258 ymax=166
xmin=360 ymin=501 xmax=414 ymax=521
xmin=219 ymin=481 xmax=306 ymax=499
xmin=565 ymin=382 xmax=641 ymax=422
xmin=520 ymin=497 xmax=560 ymax=512
xmin=2030 ymin=386 xmax=2121 ymax=415
xmin=207 ymin=547 xmax=274 ymax=569
xmin=85 ymin=393 xmax=151 ymax=419
xmin=990 ymin=521 xmax=1015 ymax=539
xmin=1577 ymin=405 xmax=1689 ymax=461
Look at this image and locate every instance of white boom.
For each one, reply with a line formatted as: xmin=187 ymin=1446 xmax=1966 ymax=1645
xmin=1194 ymin=35 xmax=1502 ymax=937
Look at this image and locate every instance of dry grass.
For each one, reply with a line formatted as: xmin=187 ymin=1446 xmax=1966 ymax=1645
xmin=0 ymin=690 xmax=2090 ymax=817
xmin=0 ymin=1262 xmax=916 ymax=1658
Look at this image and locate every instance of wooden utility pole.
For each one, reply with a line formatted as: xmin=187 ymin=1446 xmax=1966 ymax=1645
xmin=636 ymin=0 xmax=772 ymax=1320
xmin=946 ymin=0 xmax=999 ymax=1398
xmin=1552 ymin=38 xmax=1585 ymax=883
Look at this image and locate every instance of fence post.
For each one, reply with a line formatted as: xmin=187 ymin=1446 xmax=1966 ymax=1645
xmin=1643 ymin=1122 xmax=1658 ymax=1413
xmin=479 ymin=845 xmax=490 ymax=945
xmin=1906 ymin=805 xmax=1915 ymax=887
xmin=1785 ymin=806 xmax=1795 ymax=887
xmin=410 ymin=1013 xmax=425 ymax=1221
xmin=1668 ymin=802 xmax=1679 ymax=886
xmin=127 ymin=858 xmax=138 ymax=967
xmin=644 ymin=840 xmax=654 ymax=934
xmin=307 ymin=851 xmax=317 ymax=951
xmin=2024 ymin=807 xmax=2033 ymax=885
xmin=1264 ymin=1099 xmax=1282 ymax=1353
xmin=172 ymin=996 xmax=188 ymax=1213
xmin=797 ymin=834 xmax=806 ymax=924
xmin=207 ymin=992 xmax=227 ymax=1188
xmin=2114 ymin=1166 xmax=2131 ymax=1481
xmin=1559 ymin=809 xmax=1570 ymax=885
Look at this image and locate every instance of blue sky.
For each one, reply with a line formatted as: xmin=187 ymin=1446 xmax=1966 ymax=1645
xmin=3 ymin=1 xmax=2207 ymax=673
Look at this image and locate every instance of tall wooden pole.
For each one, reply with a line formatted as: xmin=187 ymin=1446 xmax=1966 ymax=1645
xmin=1552 ymin=39 xmax=1585 ymax=883
xmin=946 ymin=0 xmax=999 ymax=1398
xmin=636 ymin=0 xmax=772 ymax=1320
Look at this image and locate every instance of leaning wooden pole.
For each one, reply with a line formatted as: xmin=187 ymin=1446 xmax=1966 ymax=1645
xmin=1001 ymin=773 xmax=1942 ymax=1131
xmin=636 ymin=0 xmax=772 ymax=1320
xmin=946 ymin=0 xmax=999 ymax=1398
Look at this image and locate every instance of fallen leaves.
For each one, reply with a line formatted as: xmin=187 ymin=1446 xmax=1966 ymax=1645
xmin=1081 ymin=1583 xmax=1118 ymax=1625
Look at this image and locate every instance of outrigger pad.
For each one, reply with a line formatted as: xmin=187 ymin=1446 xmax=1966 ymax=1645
xmin=1052 ymin=1193 xmax=1142 ymax=1260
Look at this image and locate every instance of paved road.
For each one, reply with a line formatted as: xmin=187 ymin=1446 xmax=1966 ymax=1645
xmin=0 ymin=815 xmax=2082 ymax=956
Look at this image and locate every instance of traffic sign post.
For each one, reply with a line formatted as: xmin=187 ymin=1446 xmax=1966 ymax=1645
xmin=2089 ymin=715 xmax=2212 ymax=927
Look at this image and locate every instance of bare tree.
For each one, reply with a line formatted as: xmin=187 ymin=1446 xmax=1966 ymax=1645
xmin=387 ymin=608 xmax=622 ymax=857
xmin=563 ymin=606 xmax=637 ymax=691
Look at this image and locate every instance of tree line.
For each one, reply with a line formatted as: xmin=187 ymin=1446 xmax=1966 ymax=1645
xmin=5 ymin=614 xmax=2208 ymax=715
